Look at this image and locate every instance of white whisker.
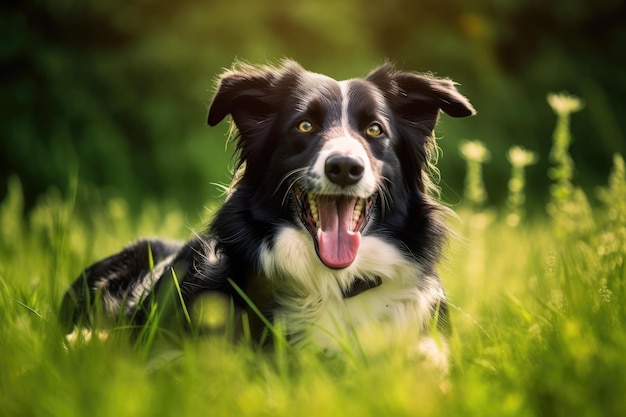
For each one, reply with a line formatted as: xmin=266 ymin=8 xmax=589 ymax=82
xmin=275 ymin=168 xmax=308 ymax=207
xmin=376 ymin=176 xmax=394 ymax=217
xmin=275 ymin=168 xmax=308 ymax=195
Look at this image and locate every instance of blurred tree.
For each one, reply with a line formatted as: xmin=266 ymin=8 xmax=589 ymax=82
xmin=1 ymin=0 xmax=624 ymax=212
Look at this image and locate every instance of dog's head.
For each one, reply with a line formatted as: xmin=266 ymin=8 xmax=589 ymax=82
xmin=208 ymin=60 xmax=475 ymax=269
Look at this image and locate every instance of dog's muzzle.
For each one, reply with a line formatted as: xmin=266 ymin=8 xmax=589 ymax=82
xmin=324 ymin=154 xmax=364 ymax=188
xmin=294 ymin=153 xmax=374 ymax=269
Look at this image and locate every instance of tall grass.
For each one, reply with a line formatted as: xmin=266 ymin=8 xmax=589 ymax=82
xmin=1 ymin=93 xmax=625 ymax=416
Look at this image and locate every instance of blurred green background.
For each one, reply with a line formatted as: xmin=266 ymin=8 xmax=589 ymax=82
xmin=1 ymin=0 xmax=625 ymax=214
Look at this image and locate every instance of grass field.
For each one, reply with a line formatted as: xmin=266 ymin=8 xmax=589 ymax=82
xmin=1 ymin=98 xmax=625 ymax=416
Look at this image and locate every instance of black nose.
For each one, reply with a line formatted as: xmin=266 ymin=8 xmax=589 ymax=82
xmin=324 ymin=155 xmax=364 ymax=187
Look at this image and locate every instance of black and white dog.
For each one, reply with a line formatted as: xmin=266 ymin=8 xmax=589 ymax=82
xmin=61 ymin=60 xmax=475 ymax=366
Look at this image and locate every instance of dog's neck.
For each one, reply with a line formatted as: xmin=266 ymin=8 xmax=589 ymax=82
xmin=341 ymin=276 xmax=382 ymax=298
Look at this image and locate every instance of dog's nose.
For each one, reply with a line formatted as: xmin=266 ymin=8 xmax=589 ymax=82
xmin=325 ymin=155 xmax=364 ymax=187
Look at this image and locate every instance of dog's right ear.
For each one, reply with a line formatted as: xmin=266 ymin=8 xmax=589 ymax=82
xmin=208 ymin=61 xmax=305 ymax=129
xmin=207 ymin=61 xmax=304 ymax=177
xmin=207 ymin=64 xmax=278 ymax=127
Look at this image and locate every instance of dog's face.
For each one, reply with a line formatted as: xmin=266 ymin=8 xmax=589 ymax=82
xmin=207 ymin=61 xmax=475 ymax=270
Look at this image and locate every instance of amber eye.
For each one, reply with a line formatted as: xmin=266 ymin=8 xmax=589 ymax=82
xmin=365 ymin=123 xmax=384 ymax=138
xmin=297 ymin=120 xmax=314 ymax=133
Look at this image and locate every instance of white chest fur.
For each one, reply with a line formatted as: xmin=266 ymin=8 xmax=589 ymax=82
xmin=260 ymin=226 xmax=446 ymax=354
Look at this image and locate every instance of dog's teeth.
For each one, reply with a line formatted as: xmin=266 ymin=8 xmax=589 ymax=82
xmin=352 ymin=199 xmax=364 ymax=230
xmin=308 ymin=194 xmax=319 ymax=224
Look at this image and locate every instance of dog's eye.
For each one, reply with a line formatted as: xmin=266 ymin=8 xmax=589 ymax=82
xmin=365 ymin=123 xmax=384 ymax=138
xmin=297 ymin=120 xmax=314 ymax=133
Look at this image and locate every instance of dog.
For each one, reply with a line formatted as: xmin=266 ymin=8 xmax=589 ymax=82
xmin=60 ymin=60 xmax=475 ymax=367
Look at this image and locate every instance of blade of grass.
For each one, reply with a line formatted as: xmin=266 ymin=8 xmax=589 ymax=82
xmin=227 ymin=278 xmax=291 ymax=350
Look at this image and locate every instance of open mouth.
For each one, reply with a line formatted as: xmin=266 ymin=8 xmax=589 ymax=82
xmin=294 ymin=186 xmax=373 ymax=269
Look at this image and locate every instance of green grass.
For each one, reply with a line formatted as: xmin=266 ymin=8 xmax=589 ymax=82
xmin=2 ymin=104 xmax=626 ymax=416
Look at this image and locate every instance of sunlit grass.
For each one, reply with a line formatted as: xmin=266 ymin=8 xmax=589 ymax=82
xmin=505 ymin=146 xmax=538 ymax=227
xmin=1 ymin=94 xmax=625 ymax=416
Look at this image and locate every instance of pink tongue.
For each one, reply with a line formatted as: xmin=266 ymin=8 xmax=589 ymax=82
xmin=316 ymin=196 xmax=361 ymax=269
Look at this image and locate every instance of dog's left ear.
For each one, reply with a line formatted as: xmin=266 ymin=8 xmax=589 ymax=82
xmin=392 ymin=72 xmax=476 ymax=118
xmin=367 ymin=64 xmax=475 ymax=129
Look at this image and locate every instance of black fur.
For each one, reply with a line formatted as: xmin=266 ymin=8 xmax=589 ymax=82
xmin=61 ymin=60 xmax=475 ymax=349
